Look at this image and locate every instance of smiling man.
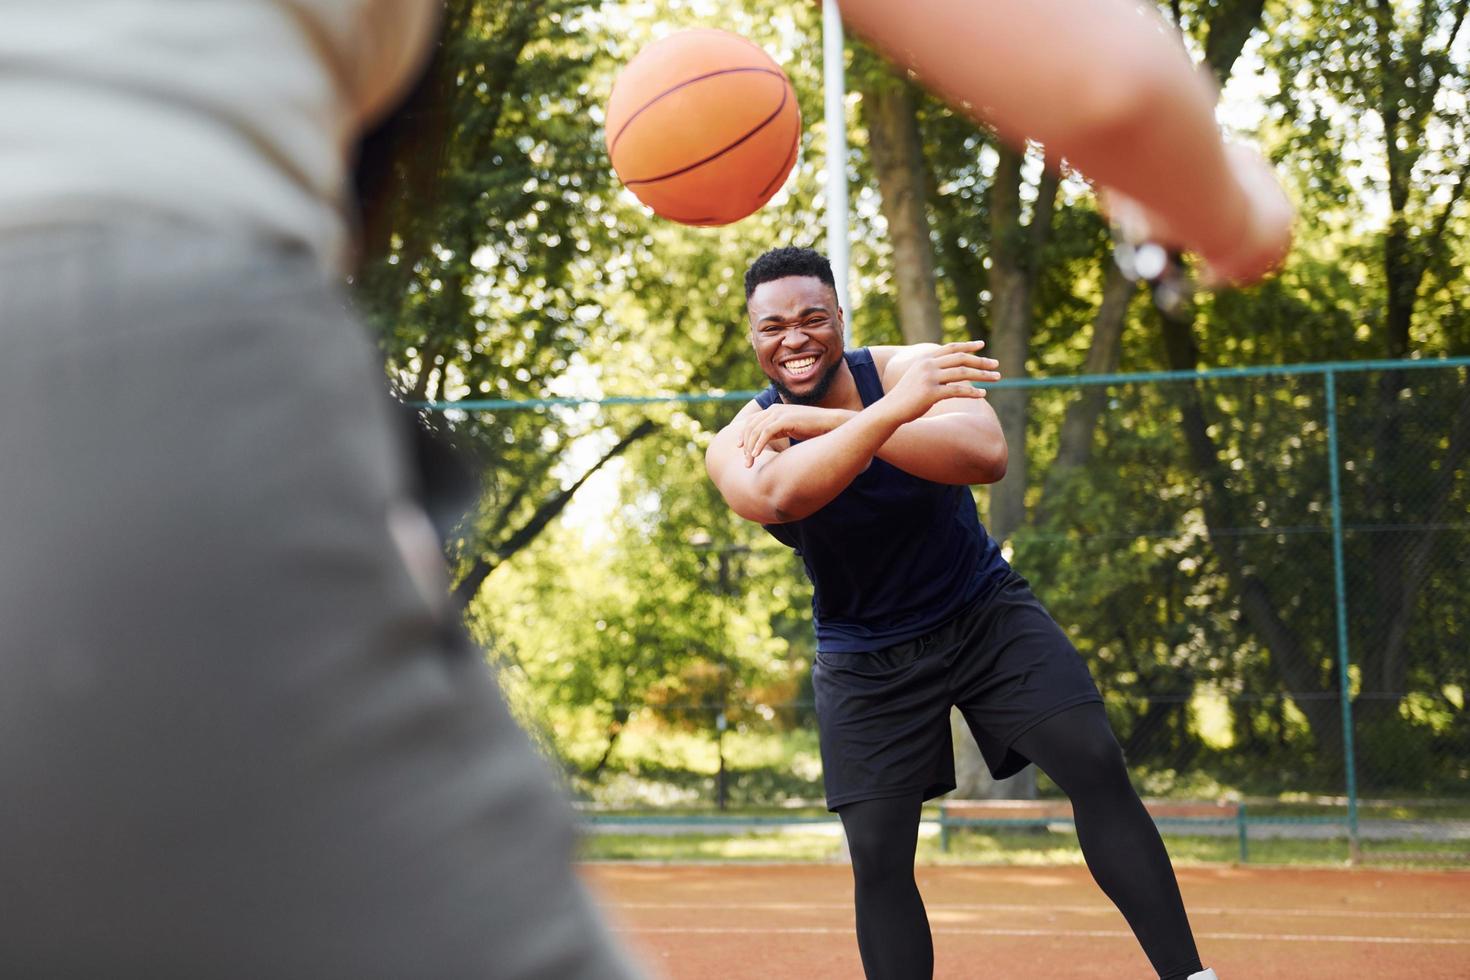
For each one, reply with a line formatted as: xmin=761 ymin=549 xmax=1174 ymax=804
xmin=705 ymin=246 xmax=1215 ymax=980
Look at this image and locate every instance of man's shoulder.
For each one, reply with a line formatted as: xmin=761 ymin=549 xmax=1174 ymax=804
xmin=863 ymin=345 xmax=897 ymax=376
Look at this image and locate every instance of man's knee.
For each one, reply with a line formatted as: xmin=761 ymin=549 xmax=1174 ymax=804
xmin=1074 ymin=724 xmax=1129 ymax=779
xmin=1024 ymin=705 xmax=1133 ymax=796
xmin=839 ymin=798 xmax=921 ymax=885
xmin=849 ymin=839 xmax=914 ymax=887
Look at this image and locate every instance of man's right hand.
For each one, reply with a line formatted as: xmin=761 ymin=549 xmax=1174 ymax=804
xmin=738 ymin=404 xmax=851 ymax=467
xmin=878 ymin=341 xmax=998 ymax=425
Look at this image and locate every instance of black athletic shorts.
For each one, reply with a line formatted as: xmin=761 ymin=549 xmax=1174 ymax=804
xmin=811 ymin=571 xmax=1103 ymax=810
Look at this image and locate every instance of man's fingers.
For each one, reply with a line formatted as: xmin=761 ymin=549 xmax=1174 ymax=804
xmin=742 ymin=416 xmax=780 ymax=463
xmin=743 ymin=429 xmax=763 ymax=466
xmin=939 ymin=350 xmax=998 ymax=364
xmin=938 ymin=382 xmax=986 ymax=399
xmin=740 ymin=421 xmax=761 ymax=463
xmin=932 ymin=353 xmax=1000 ymax=373
xmin=739 ymin=413 xmax=768 ymax=451
xmin=936 ymin=367 xmax=1000 ymax=385
xmin=751 ymin=419 xmax=788 ymax=459
xmin=740 ymin=404 xmax=783 ymax=446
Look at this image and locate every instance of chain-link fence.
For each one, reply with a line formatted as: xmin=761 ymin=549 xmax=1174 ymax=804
xmin=1019 ymin=360 xmax=1467 ymax=800
xmin=441 ymin=357 xmax=1470 ymax=843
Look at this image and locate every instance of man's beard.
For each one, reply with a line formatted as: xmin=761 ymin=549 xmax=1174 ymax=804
xmin=768 ymin=357 xmax=842 ymax=406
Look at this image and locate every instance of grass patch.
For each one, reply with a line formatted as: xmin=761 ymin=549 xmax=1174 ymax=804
xmin=578 ymin=830 xmax=843 ymax=862
xmin=577 ymin=825 xmax=1470 ymax=869
xmin=1357 ymin=838 xmax=1470 ymax=867
xmin=926 ymin=829 xmax=1470 ymax=868
xmin=577 ymin=803 xmax=833 ymax=819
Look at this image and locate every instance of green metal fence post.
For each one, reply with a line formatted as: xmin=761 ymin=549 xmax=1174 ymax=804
xmin=1237 ymin=803 xmax=1249 ymax=864
xmin=1324 ymin=368 xmax=1362 ymax=862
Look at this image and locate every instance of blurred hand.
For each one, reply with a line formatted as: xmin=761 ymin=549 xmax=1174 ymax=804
xmin=1102 ymin=142 xmax=1294 ymax=288
xmin=879 ymin=341 xmax=999 ymax=425
xmin=1204 ymin=143 xmax=1295 ymax=286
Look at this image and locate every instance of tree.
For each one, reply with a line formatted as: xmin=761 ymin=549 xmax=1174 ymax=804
xmin=355 ymin=0 xmax=659 ymax=603
xmin=1276 ymin=0 xmax=1469 ymax=780
xmin=475 ymin=401 xmax=808 ymax=802
xmin=1145 ymin=0 xmax=1470 ymax=767
xmin=857 ymin=62 xmax=944 ymax=344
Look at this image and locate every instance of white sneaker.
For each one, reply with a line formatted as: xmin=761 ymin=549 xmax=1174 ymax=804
xmin=1187 ymin=971 xmax=1219 ymax=980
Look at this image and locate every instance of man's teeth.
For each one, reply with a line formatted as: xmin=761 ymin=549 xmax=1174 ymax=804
xmin=785 ymin=357 xmax=817 ymax=373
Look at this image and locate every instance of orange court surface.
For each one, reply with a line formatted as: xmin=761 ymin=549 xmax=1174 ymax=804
xmin=583 ymin=863 xmax=1470 ymax=978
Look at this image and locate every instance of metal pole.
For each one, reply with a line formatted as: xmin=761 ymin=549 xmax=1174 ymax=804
xmin=1324 ymin=368 xmax=1361 ymax=862
xmin=822 ymin=0 xmax=851 ymax=344
xmin=715 ymin=710 xmax=727 ymax=811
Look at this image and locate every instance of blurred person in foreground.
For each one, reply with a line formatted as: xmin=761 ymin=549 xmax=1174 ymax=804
xmin=0 ymin=1 xmax=1286 ymax=979
xmin=0 ymin=3 xmax=639 ymax=977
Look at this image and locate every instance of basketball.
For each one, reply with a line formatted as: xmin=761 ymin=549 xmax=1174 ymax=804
xmin=605 ymin=29 xmax=801 ymax=226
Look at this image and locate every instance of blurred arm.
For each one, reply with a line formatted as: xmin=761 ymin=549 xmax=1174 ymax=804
xmin=836 ymin=0 xmax=1291 ymax=282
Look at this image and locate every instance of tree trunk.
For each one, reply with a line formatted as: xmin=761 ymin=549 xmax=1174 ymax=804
xmin=453 ymin=418 xmax=657 ymax=606
xmin=1034 ymin=261 xmax=1136 ymax=527
xmin=586 ymin=705 xmax=631 ymax=780
xmin=861 ymin=77 xmax=944 ymax=344
xmin=359 ymin=0 xmax=546 ymax=293
xmin=1201 ymin=0 xmax=1269 ymax=86
xmin=984 ymin=147 xmax=1032 ymax=545
xmin=932 ymin=193 xmax=989 ymax=343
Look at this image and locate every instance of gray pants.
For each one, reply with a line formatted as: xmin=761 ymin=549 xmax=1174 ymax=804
xmin=0 ymin=225 xmax=639 ymax=979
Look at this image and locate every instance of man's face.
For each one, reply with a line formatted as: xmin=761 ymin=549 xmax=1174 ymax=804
xmin=746 ymin=276 xmax=845 ymax=405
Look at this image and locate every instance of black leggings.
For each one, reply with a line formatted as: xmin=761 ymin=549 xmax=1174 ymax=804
xmin=837 ymin=703 xmax=1203 ymax=980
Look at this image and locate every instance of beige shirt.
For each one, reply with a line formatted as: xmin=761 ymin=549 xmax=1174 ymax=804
xmin=0 ymin=0 xmax=440 ymax=272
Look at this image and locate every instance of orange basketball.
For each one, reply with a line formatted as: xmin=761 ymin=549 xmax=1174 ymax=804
xmin=605 ymin=29 xmax=801 ymax=226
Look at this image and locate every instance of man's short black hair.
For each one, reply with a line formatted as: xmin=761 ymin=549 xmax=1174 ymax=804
xmin=744 ymin=247 xmax=835 ymax=300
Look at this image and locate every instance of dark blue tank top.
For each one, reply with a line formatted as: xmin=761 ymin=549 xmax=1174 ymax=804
xmin=756 ymin=348 xmax=1010 ymax=653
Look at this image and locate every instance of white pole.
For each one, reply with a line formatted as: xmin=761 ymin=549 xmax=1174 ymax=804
xmin=822 ymin=0 xmax=851 ymax=344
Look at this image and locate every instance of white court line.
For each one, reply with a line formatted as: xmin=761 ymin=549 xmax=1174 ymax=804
xmin=608 ymin=901 xmax=1470 ymax=920
xmin=613 ymin=926 xmax=1470 ymax=945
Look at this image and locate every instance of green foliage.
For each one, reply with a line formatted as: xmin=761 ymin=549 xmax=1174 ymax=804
xmin=352 ymin=1 xmax=1470 ymax=806
xmin=470 ymin=402 xmax=817 ymax=797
